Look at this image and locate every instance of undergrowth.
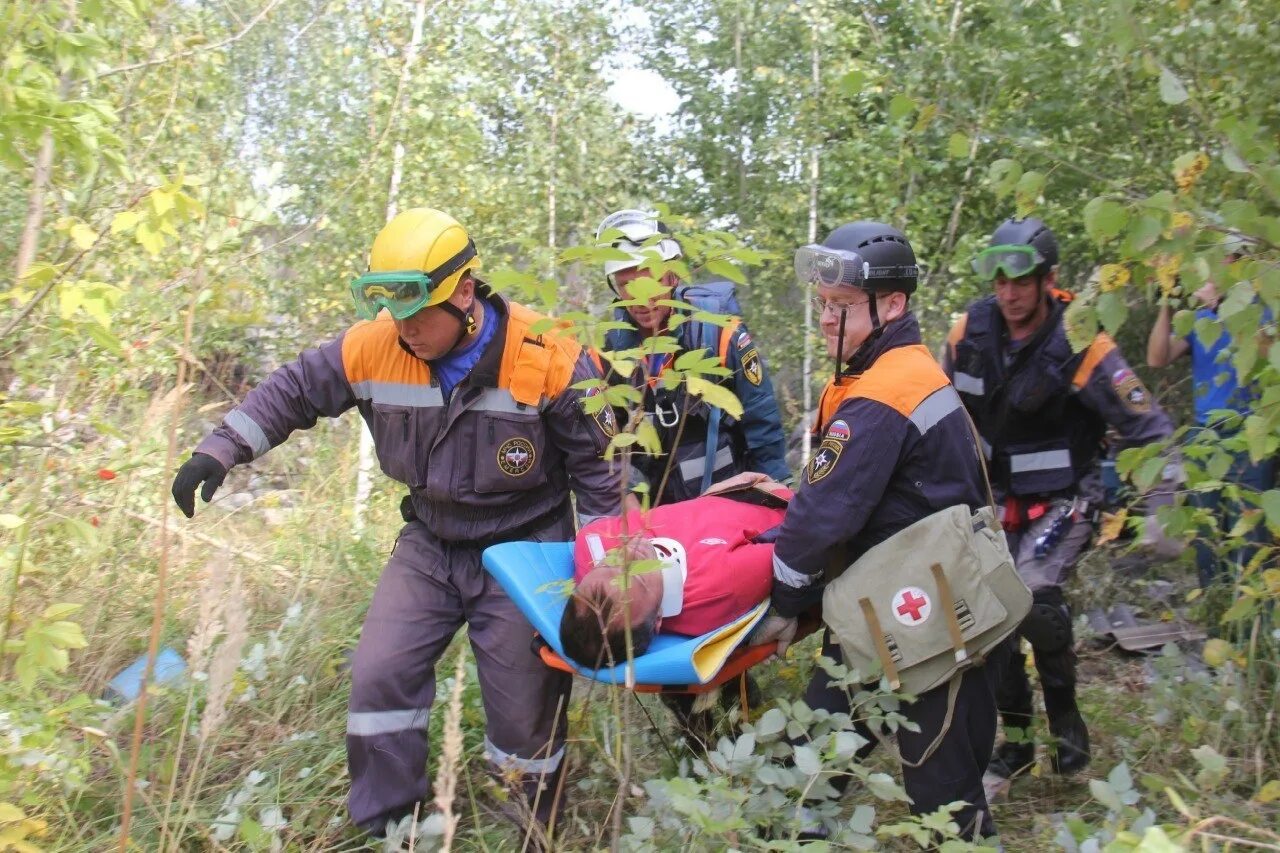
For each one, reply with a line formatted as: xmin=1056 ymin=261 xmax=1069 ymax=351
xmin=1 ymin=387 xmax=1278 ymax=852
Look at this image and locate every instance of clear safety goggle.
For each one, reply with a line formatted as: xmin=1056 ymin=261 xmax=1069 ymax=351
xmin=793 ymin=244 xmax=870 ymax=289
xmin=349 ymin=239 xmax=476 ymax=320
xmin=972 ymin=244 xmax=1045 ymax=282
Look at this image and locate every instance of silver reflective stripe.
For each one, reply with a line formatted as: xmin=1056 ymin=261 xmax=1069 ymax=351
xmin=226 ymin=409 xmax=270 ymax=459
xmin=351 ymin=380 xmax=444 ymax=408
xmin=484 ymin=736 xmax=565 ymax=774
xmin=953 ymin=372 xmax=984 ymax=396
xmin=475 ymin=387 xmax=537 ymax=414
xmin=678 ymin=445 xmax=734 ymax=481
xmin=772 ymin=553 xmax=812 ymax=589
xmin=1009 ymin=449 xmax=1072 ymax=474
xmin=347 ymin=708 xmax=430 ymax=737
xmin=910 ymin=386 xmax=962 ymax=436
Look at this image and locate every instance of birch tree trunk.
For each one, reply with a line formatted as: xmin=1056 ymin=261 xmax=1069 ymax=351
xmin=353 ymin=0 xmax=427 ymax=535
xmin=801 ymin=22 xmax=820 ymax=469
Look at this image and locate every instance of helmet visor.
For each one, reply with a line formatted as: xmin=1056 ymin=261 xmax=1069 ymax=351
xmin=972 ymin=244 xmax=1045 ymax=281
xmin=794 ymin=244 xmax=869 ymax=290
xmin=350 ymin=271 xmax=434 ymax=320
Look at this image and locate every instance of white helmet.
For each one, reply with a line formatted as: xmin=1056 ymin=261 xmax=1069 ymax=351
xmin=596 ymin=209 xmax=683 ymax=279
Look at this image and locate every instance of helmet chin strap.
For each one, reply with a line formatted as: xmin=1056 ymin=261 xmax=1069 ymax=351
xmin=834 ymin=289 xmax=886 ymax=380
xmin=436 ymin=299 xmax=479 ymax=353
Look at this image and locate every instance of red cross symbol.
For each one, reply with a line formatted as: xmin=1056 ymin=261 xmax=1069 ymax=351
xmin=896 ymin=590 xmax=928 ymax=622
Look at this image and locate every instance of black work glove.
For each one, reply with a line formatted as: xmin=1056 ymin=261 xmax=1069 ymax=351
xmin=171 ymin=453 xmax=228 ymax=518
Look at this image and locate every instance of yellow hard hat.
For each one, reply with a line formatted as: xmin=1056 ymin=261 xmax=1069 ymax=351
xmin=367 ymin=208 xmax=480 ymax=308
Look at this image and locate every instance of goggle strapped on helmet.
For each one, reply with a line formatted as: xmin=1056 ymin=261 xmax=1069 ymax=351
xmin=794 ymin=245 xmax=869 ymax=289
xmin=350 ymin=239 xmax=477 ymax=320
xmin=794 ymin=244 xmax=919 ymax=291
xmin=972 ymin=244 xmax=1046 ymax=282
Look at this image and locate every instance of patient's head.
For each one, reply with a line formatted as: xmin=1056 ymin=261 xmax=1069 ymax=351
xmin=559 ymin=539 xmax=664 ymax=667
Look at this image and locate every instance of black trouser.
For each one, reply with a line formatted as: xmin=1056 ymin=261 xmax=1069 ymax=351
xmin=800 ymin=631 xmax=1007 ymax=841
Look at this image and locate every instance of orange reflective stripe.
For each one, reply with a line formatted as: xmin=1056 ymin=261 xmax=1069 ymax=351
xmin=1071 ymin=333 xmax=1117 ymax=389
xmin=588 ymin=348 xmax=604 ymax=374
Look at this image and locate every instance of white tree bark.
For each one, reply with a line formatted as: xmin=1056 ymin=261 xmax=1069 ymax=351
xmin=353 ymin=0 xmax=427 ymax=536
xmin=801 ymin=23 xmax=820 ymax=469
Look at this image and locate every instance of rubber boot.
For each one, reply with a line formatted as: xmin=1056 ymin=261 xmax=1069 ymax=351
xmin=989 ymin=648 xmax=1036 ymax=779
xmin=1044 ymin=685 xmax=1090 ymax=775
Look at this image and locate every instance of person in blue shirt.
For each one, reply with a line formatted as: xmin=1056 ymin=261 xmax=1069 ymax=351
xmin=1147 ymin=256 xmax=1275 ymax=588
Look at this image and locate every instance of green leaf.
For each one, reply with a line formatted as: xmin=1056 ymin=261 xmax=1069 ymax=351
xmin=704 ymin=258 xmax=746 ymax=285
xmin=69 ymin=222 xmax=98 ymax=250
xmin=42 ymin=603 xmax=82 ymax=620
xmin=1260 ymin=490 xmax=1280 ymax=533
xmin=1083 ymin=197 xmax=1129 ymax=243
xmin=988 ymin=159 xmax=1022 ymax=198
xmin=685 ymin=377 xmax=743 ymax=420
xmin=947 ymin=132 xmax=970 ymax=159
xmin=1222 ymin=147 xmax=1249 ymax=174
xmin=839 ymin=70 xmax=868 ymax=96
xmin=1096 ymin=291 xmax=1129 ymax=333
xmin=1125 ymin=214 xmax=1164 ymax=253
xmin=1089 ymin=779 xmax=1124 ymax=811
xmin=793 ymin=744 xmax=822 ymax=775
xmin=1172 ymin=309 xmax=1195 ymax=337
xmin=1015 ymin=170 xmax=1046 ymax=216
xmin=42 ymin=621 xmax=87 ymax=649
xmin=1159 ymin=65 xmax=1189 ymax=105
xmin=887 ymin=93 xmax=916 ymax=121
xmin=755 ymin=708 xmax=786 ymax=737
xmin=110 ymin=210 xmax=140 ymax=234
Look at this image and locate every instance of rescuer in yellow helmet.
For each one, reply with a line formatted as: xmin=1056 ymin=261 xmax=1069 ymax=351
xmin=173 ymin=207 xmax=625 ymax=841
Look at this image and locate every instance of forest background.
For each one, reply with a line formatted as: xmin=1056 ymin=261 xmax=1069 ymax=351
xmin=2 ymin=0 xmax=1279 ymax=849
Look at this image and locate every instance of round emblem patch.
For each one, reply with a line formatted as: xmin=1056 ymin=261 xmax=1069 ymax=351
xmin=1111 ymin=368 xmax=1152 ymax=413
xmin=497 ymin=437 xmax=537 ymax=477
xmin=892 ymin=586 xmax=932 ymax=626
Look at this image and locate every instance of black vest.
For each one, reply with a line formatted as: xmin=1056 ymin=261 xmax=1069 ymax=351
xmin=951 ymin=296 xmax=1105 ymax=496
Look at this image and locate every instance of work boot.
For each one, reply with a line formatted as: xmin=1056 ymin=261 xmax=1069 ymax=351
xmin=1044 ymin=686 xmax=1090 ymax=775
xmin=987 ymin=739 xmax=1035 ymax=779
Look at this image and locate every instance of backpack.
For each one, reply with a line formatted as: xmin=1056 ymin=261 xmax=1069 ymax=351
xmin=674 ymin=277 xmax=747 ymax=493
xmin=675 ymin=277 xmax=743 ymax=360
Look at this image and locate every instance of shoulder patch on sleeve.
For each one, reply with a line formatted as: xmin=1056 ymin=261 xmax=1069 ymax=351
xmin=806 ymin=437 xmax=844 ymax=484
xmin=1111 ymin=366 xmax=1153 ymax=413
xmin=741 ymin=347 xmax=763 ymax=386
xmin=1071 ymin=333 xmax=1118 ymax=389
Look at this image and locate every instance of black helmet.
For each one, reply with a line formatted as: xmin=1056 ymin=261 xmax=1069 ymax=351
xmin=990 ymin=217 xmax=1058 ymax=275
xmin=822 ymin=221 xmax=919 ymax=295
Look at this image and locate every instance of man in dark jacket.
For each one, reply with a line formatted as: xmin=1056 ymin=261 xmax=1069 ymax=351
xmin=944 ymin=217 xmax=1175 ymax=782
xmin=170 ymin=208 xmax=624 ymax=838
xmin=594 ymin=209 xmax=790 ymax=503
xmin=755 ymin=222 xmax=1004 ymax=841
